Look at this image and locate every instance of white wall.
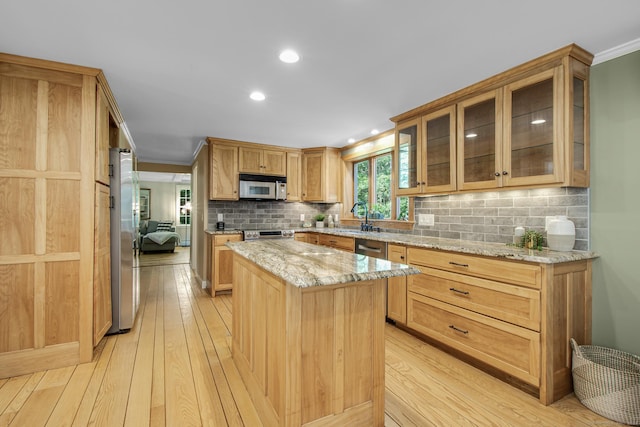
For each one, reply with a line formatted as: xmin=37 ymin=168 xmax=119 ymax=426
xmin=139 ymin=181 xmax=177 ymax=222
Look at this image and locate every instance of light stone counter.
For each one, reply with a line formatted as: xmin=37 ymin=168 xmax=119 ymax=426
xmin=297 ymin=228 xmax=598 ymax=264
xmin=226 ymin=239 xmax=420 ymax=288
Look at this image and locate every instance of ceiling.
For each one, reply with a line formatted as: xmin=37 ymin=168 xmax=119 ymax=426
xmin=2 ymin=1 xmax=640 ymax=166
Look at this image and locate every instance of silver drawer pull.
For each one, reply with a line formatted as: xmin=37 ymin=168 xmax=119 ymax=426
xmin=449 ymin=261 xmax=469 ymax=268
xmin=449 ymin=325 xmax=469 ymax=334
xmin=449 ymin=287 xmax=470 ymax=296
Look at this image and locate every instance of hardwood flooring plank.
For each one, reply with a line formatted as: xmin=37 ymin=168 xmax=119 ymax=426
xmin=47 ymin=359 xmax=101 ymax=427
xmin=0 ymin=371 xmax=45 ymax=426
xmin=173 ymin=265 xmax=229 ymax=426
xmin=8 ymin=366 xmax=75 ymax=427
xmin=124 ymin=264 xmax=159 ymax=427
xmin=212 ymin=295 xmax=232 ymax=332
xmin=85 ymin=274 xmax=147 ymax=427
xmin=188 ymin=275 xmax=246 ymax=427
xmin=385 ymin=326 xmax=595 ymax=426
xmin=149 ymin=266 xmax=166 ymax=427
xmin=71 ymin=336 xmax=117 ymax=427
xmin=163 ymin=266 xmax=202 ymax=426
xmin=384 ymin=388 xmax=436 ymax=427
xmin=551 ymin=394 xmax=622 ymax=427
xmin=195 ymin=290 xmax=262 ymax=426
xmin=0 ymin=374 xmax=31 ymax=415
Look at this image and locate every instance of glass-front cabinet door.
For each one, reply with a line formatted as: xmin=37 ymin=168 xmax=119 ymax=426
xmin=422 ymin=106 xmax=456 ymax=193
xmin=457 ymin=90 xmax=502 ymax=190
xmin=395 ymin=117 xmax=422 ymax=195
xmin=502 ymin=67 xmax=562 ymax=186
xmin=569 ymin=59 xmax=590 ymax=187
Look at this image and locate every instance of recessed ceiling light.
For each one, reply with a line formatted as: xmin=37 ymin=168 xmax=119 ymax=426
xmin=250 ymin=91 xmax=266 ymax=101
xmin=531 ymin=119 xmax=546 ymax=125
xmin=347 ymin=138 xmax=356 ymax=144
xmin=279 ymin=49 xmax=300 ymax=64
xmin=466 ymin=132 xmax=478 ymax=138
xmin=371 ymin=129 xmax=379 ymax=135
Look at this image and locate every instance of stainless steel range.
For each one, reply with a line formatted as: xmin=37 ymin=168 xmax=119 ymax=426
xmin=243 ymin=230 xmax=295 ymax=241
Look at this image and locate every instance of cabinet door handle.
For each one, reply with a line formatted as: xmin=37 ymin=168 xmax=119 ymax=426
xmin=400 ymin=255 xmax=405 ymax=260
xmin=449 ymin=325 xmax=469 ymax=334
xmin=494 ymin=172 xmax=500 ymax=177
xmin=448 ymin=261 xmax=469 ymax=268
xmin=502 ymin=170 xmax=508 ymax=175
xmin=449 ymin=287 xmax=470 ymax=295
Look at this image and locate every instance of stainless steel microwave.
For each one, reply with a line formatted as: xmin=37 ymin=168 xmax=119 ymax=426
xmin=239 ymin=174 xmax=287 ymax=200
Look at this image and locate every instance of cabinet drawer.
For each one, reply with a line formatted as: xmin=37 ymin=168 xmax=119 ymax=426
xmin=407 ymin=247 xmax=541 ymax=289
xmin=409 ymin=266 xmax=540 ymax=331
xmin=318 ymin=234 xmax=354 ymax=252
xmin=214 ymin=234 xmax=243 ymax=245
xmin=408 ymin=292 xmax=540 ymax=386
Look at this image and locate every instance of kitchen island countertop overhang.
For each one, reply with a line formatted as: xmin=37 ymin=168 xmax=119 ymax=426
xmin=226 ymin=239 xmax=420 ymax=287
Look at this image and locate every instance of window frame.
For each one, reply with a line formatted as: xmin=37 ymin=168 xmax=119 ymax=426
xmin=341 ymin=130 xmax=414 ymax=228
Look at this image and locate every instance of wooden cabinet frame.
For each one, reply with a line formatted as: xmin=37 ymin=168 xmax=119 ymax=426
xmin=392 ymin=44 xmax=593 ymax=195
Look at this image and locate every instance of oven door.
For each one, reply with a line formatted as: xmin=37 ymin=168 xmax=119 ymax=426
xmin=239 ymin=180 xmax=276 ymax=199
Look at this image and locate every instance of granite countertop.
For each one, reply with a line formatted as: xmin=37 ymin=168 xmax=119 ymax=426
xmin=226 ymin=239 xmax=420 ymax=288
xmin=296 ymin=228 xmax=598 ymax=264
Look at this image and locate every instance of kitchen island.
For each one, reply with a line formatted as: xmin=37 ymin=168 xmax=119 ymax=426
xmin=227 ymin=239 xmax=419 ymax=427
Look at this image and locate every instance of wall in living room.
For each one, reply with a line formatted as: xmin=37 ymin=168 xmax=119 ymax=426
xmin=139 ymin=175 xmax=192 ymax=246
xmin=139 ymin=181 xmax=177 ymax=222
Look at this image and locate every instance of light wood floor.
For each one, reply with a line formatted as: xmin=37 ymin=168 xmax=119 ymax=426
xmin=0 ymin=262 xmax=621 ymax=426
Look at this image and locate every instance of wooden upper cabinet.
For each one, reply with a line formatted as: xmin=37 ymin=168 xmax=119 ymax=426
xmin=423 ymin=106 xmax=457 ymax=193
xmin=302 ymin=147 xmax=341 ymax=203
xmin=238 ymin=146 xmax=286 ymax=176
xmin=502 ymin=67 xmax=562 ymax=187
xmin=286 ymin=151 xmax=302 ymax=201
xmin=395 ymin=117 xmax=423 ymax=195
xmin=457 ymin=90 xmax=503 ymax=190
xmin=210 ymin=143 xmax=239 ymax=200
xmin=393 ymin=44 xmax=593 ymax=194
xmin=95 ymin=85 xmax=111 ymax=185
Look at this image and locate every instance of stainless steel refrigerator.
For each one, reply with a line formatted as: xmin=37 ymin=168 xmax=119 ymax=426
xmin=108 ymin=148 xmax=138 ymax=334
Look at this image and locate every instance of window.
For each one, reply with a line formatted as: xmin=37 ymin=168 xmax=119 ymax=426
xmin=177 ymin=186 xmax=191 ymax=226
xmin=344 ymin=130 xmax=412 ymax=224
xmin=353 ymin=153 xmax=399 ymax=220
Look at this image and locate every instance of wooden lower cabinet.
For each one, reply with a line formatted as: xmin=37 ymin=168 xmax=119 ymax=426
xmin=386 ymin=244 xmax=407 ymax=324
xmin=317 ymin=233 xmax=354 ymax=252
xmin=232 ymin=254 xmax=386 ymax=426
xmin=406 ymin=247 xmax=592 ymax=405
xmin=210 ymin=233 xmax=243 ymax=295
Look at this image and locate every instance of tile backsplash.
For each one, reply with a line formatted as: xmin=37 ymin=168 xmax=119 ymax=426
xmin=413 ymin=187 xmax=589 ymax=250
xmin=208 ymin=187 xmax=589 ymax=250
xmin=208 ymin=201 xmax=342 ymax=231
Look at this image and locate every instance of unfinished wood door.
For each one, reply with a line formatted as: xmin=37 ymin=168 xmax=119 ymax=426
xmin=0 ymin=56 xmax=97 ymax=378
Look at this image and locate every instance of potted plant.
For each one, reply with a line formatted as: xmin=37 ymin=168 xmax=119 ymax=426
xmin=521 ymin=230 xmax=545 ymax=250
xmin=314 ymin=214 xmax=326 ymax=228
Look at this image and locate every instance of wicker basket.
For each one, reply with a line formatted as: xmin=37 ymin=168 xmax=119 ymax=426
xmin=571 ymin=338 xmax=640 ymax=425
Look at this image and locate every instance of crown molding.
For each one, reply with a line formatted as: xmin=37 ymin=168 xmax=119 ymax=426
xmin=593 ymin=38 xmax=640 ymax=65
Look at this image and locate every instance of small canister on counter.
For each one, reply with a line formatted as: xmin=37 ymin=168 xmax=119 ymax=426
xmin=513 ymin=226 xmax=525 ymax=244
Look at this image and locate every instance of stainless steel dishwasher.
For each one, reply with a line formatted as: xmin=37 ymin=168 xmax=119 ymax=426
xmin=354 ymin=238 xmax=387 ymax=259
xmin=354 ymin=238 xmax=391 ymax=320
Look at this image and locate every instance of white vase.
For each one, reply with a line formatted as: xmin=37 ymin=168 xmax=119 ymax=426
xmin=547 ymin=216 xmax=575 ymax=251
xmin=316 ymin=221 xmax=324 ymax=228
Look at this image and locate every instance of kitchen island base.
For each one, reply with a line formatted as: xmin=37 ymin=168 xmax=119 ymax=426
xmin=232 ymin=254 xmax=386 ymax=427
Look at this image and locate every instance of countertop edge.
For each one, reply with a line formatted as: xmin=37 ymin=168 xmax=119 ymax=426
xmin=227 ymin=240 xmax=420 ymax=288
xmin=295 ymin=228 xmax=598 ymax=264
